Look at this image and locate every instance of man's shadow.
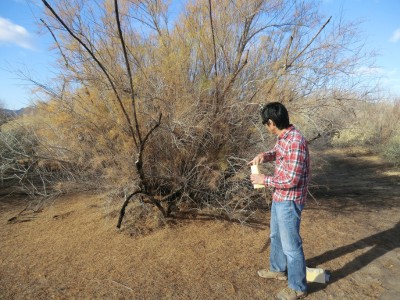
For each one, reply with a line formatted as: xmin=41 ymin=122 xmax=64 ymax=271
xmin=306 ymin=221 xmax=400 ymax=293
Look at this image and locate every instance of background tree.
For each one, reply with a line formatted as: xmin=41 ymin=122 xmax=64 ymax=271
xmin=19 ymin=0 xmax=374 ymax=227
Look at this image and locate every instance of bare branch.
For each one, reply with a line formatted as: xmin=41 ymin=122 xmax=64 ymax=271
xmin=208 ymin=0 xmax=218 ymax=79
xmin=117 ymin=189 xmax=142 ymax=228
xmin=141 ymin=113 xmax=162 ymax=149
xmin=114 ymin=0 xmax=142 ymax=145
xmin=41 ymin=0 xmax=138 ymax=149
xmin=286 ymin=17 xmax=332 ymax=69
xmin=41 ymin=18 xmax=69 ymax=68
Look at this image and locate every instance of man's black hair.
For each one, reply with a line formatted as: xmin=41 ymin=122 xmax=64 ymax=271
xmin=261 ymin=102 xmax=290 ymax=130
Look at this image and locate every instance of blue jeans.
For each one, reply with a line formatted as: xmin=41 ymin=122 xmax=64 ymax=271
xmin=270 ymin=200 xmax=307 ymax=292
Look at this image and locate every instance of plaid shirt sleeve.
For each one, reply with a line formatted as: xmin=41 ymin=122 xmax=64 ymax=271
xmin=262 ymin=146 xmax=276 ymax=162
xmin=264 ymin=137 xmax=308 ymax=189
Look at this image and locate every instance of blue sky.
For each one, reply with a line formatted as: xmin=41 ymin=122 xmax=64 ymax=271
xmin=0 ymin=0 xmax=399 ymax=110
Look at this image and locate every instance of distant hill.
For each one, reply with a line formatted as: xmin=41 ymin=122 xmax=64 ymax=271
xmin=0 ymin=107 xmax=34 ymax=126
xmin=1 ymin=108 xmax=27 ymax=117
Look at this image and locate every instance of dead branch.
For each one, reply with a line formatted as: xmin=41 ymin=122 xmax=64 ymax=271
xmin=117 ymin=190 xmax=142 ymax=228
xmin=307 ymin=133 xmax=322 ymax=144
xmin=40 ymin=18 xmax=68 ymax=68
xmin=41 ymin=0 xmax=138 ymax=149
xmin=286 ymin=17 xmax=332 ymax=70
xmin=136 ymin=112 xmax=162 ymax=185
xmin=208 ymin=0 xmax=218 ymax=80
xmin=114 ymin=0 xmax=142 ymax=146
xmin=265 ymin=16 xmax=332 ymax=96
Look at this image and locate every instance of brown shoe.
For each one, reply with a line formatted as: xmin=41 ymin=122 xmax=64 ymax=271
xmin=257 ymin=269 xmax=287 ymax=281
xmin=275 ymin=287 xmax=307 ymax=299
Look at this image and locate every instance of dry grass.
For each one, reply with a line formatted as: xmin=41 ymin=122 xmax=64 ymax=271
xmin=1 ymin=149 xmax=399 ymax=299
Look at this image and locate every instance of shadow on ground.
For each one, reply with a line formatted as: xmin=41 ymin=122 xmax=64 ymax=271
xmin=306 ymin=150 xmax=400 ymax=296
xmin=309 ymin=150 xmax=400 ymax=212
xmin=308 ymin=221 xmax=400 ymax=293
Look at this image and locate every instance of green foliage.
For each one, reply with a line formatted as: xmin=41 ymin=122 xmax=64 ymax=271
xmin=383 ymin=135 xmax=400 ymax=167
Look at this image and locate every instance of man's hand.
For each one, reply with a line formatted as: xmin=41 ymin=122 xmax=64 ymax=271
xmin=250 ymin=173 xmax=266 ymax=185
xmin=247 ymin=153 xmax=264 ymax=166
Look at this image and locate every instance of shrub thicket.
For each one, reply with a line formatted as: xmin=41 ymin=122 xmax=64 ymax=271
xmin=331 ymin=99 xmax=400 ymax=163
xmin=3 ymin=0 xmax=377 ymax=226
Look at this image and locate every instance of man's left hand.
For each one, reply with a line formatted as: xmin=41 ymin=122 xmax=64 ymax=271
xmin=250 ymin=173 xmax=266 ymax=185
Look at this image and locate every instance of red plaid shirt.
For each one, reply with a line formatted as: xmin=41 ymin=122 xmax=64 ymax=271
xmin=262 ymin=125 xmax=310 ymax=204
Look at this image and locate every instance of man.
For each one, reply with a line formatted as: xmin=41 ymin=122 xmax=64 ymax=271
xmin=249 ymin=102 xmax=310 ymax=300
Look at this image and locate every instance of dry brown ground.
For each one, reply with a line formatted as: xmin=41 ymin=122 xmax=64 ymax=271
xmin=1 ymin=148 xmax=399 ymax=299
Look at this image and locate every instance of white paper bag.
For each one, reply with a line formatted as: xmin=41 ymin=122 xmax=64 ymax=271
xmin=251 ymin=165 xmax=265 ymax=189
xmin=306 ymin=267 xmax=329 ymax=283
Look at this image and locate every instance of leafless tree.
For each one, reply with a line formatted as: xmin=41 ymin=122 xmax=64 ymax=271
xmin=20 ymin=0 xmax=374 ymax=228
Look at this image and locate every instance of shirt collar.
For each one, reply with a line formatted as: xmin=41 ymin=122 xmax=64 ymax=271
xmin=278 ymin=125 xmax=294 ymax=140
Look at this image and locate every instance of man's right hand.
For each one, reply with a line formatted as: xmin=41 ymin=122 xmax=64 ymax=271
xmin=247 ymin=153 xmax=264 ymax=165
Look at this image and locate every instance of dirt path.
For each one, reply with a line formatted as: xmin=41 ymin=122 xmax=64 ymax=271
xmin=0 ymin=148 xmax=399 ymax=299
xmin=303 ymin=148 xmax=400 ymax=299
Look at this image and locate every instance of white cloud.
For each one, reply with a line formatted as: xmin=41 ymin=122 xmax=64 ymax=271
xmin=0 ymin=17 xmax=34 ymax=49
xmin=390 ymin=28 xmax=400 ymax=43
xmin=357 ymin=66 xmax=384 ymax=75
